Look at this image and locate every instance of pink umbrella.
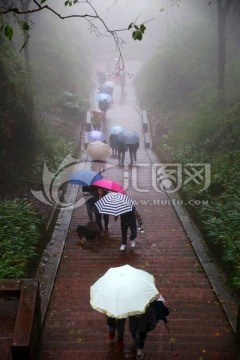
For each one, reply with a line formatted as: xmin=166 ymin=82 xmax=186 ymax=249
xmin=92 ymin=179 xmax=126 ymax=194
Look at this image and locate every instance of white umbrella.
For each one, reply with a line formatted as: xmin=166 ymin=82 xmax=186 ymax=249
xmin=90 ymin=264 xmax=159 ymax=319
xmin=104 ymin=81 xmax=114 ymax=88
xmin=88 ymin=130 xmax=106 ymax=142
xmin=86 ymin=141 xmax=111 ymax=161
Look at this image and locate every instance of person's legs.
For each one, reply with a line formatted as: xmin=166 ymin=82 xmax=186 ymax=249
xmin=121 ymin=149 xmax=125 ymax=164
xmin=95 ymin=213 xmax=103 ymax=232
xmin=133 ymin=149 xmax=137 ymax=162
xmin=116 ymin=318 xmax=126 ymax=349
xmin=119 ymin=150 xmax=124 ymax=164
xmin=132 ymin=329 xmax=146 ymax=359
xmin=85 ymin=200 xmax=94 ymax=222
xmin=129 ymin=317 xmax=146 ymax=359
xmin=118 ymin=149 xmax=121 ymax=164
xmin=129 ymin=221 xmax=137 ymax=241
xmin=135 ymin=330 xmax=146 ymax=350
xmin=120 ymin=222 xmax=128 ymax=250
xmin=107 ymin=317 xmax=116 ymax=340
xmin=135 ymin=333 xmax=146 ymax=359
xmin=129 ymin=149 xmax=134 ymax=164
xmin=116 ymin=318 xmax=126 ymax=339
xmin=104 ymin=214 xmax=109 ymax=231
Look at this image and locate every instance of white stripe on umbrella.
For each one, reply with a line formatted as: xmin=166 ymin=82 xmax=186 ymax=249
xmin=94 ymin=192 xmax=133 ymax=216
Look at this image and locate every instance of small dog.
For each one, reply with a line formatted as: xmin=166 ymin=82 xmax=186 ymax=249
xmin=76 ymin=225 xmax=101 ymax=243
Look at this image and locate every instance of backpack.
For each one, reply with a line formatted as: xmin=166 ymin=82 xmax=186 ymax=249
xmin=147 ymin=300 xmax=170 ymax=332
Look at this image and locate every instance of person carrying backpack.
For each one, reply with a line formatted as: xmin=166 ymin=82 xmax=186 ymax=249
xmin=128 ymin=295 xmax=170 ymax=360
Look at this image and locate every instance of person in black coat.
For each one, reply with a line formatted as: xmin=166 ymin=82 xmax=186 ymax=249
xmin=129 ymin=309 xmax=149 ymax=360
xmin=109 ymin=134 xmax=118 ymax=157
xmin=93 ymin=187 xmax=109 ymax=233
xmin=128 ymin=141 xmax=139 ymax=165
xmin=99 ymin=99 xmax=109 ymax=114
xmin=129 ymin=296 xmax=169 ymax=360
xmin=82 ymin=185 xmax=98 ymax=223
xmin=106 ymin=316 xmax=126 ymax=350
xmin=117 ymin=140 xmax=127 ymax=165
xmin=114 ymin=206 xmax=143 ymax=251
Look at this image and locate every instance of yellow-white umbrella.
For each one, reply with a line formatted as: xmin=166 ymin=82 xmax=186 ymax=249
xmin=86 ymin=140 xmax=111 ymax=161
xmin=90 ymin=264 xmax=159 ymax=319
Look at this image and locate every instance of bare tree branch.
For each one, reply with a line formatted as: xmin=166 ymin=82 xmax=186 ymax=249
xmin=0 ymin=0 xmax=144 ymax=74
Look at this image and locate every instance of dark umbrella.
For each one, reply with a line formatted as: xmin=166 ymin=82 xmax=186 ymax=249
xmin=117 ymin=131 xmax=140 ymax=145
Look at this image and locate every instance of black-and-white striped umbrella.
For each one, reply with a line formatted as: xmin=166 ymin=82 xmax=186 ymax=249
xmin=94 ymin=192 xmax=133 ymax=216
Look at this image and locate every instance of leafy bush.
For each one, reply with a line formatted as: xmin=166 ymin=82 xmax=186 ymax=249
xmin=0 ymin=39 xmax=35 ymax=184
xmin=200 ymin=194 xmax=240 ymax=290
xmin=32 ymin=117 xmax=76 ymax=179
xmin=61 ymin=91 xmax=90 ymax=116
xmin=134 ymin=22 xmax=216 ymax=113
xmin=134 ymin=16 xmax=240 ymax=292
xmin=0 ymin=199 xmax=42 ymax=278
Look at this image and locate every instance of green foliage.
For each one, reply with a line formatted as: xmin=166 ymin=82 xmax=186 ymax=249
xmin=61 ymin=91 xmax=90 ymax=116
xmin=200 ymin=195 xmax=240 ymax=290
xmin=33 ymin=117 xmax=75 ymax=177
xmin=3 ymin=23 xmax=13 ymax=40
xmin=128 ymin=23 xmax=146 ymax=41
xmin=206 ymin=152 xmax=240 ymax=197
xmin=64 ymin=0 xmax=78 ymax=6
xmin=0 ymin=8 xmax=92 ymax=193
xmin=0 ymin=39 xmax=35 ymax=187
xmin=135 ymin=18 xmax=240 ymax=292
xmin=20 ymin=21 xmax=29 ymax=31
xmin=0 ymin=199 xmax=42 ymax=278
xmin=135 ymin=22 xmax=217 ymax=112
xmin=30 ymin=14 xmax=92 ymax=111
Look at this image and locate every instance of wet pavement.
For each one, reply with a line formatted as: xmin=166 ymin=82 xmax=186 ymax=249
xmin=38 ymin=61 xmax=240 ymax=360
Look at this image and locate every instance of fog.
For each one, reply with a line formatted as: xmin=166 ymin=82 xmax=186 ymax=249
xmin=29 ymin=1 xmax=216 ymax=71
xmin=42 ymin=1 xmax=214 ymax=64
xmin=28 ymin=0 xmax=219 ymax=90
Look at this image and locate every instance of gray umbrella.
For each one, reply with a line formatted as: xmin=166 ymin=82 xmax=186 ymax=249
xmin=117 ymin=131 xmax=140 ymax=145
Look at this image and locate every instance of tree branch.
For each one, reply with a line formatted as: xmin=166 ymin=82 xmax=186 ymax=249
xmin=0 ymin=0 xmax=137 ymax=74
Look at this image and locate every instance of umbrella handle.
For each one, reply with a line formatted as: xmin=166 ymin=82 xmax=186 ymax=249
xmin=157 ymin=321 xmax=170 ymax=333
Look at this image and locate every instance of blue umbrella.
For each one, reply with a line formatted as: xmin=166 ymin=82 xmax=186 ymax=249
xmin=109 ymin=126 xmax=125 ymax=135
xmin=96 ymin=93 xmax=112 ymax=102
xmin=69 ymin=169 xmax=103 ymax=186
xmin=117 ymin=131 xmax=140 ymax=145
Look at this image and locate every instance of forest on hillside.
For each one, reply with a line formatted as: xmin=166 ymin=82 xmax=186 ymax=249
xmin=134 ymin=0 xmax=240 ymax=293
xmin=1 ymin=0 xmax=240 ymax=292
xmin=0 ymin=1 xmax=93 ymax=278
